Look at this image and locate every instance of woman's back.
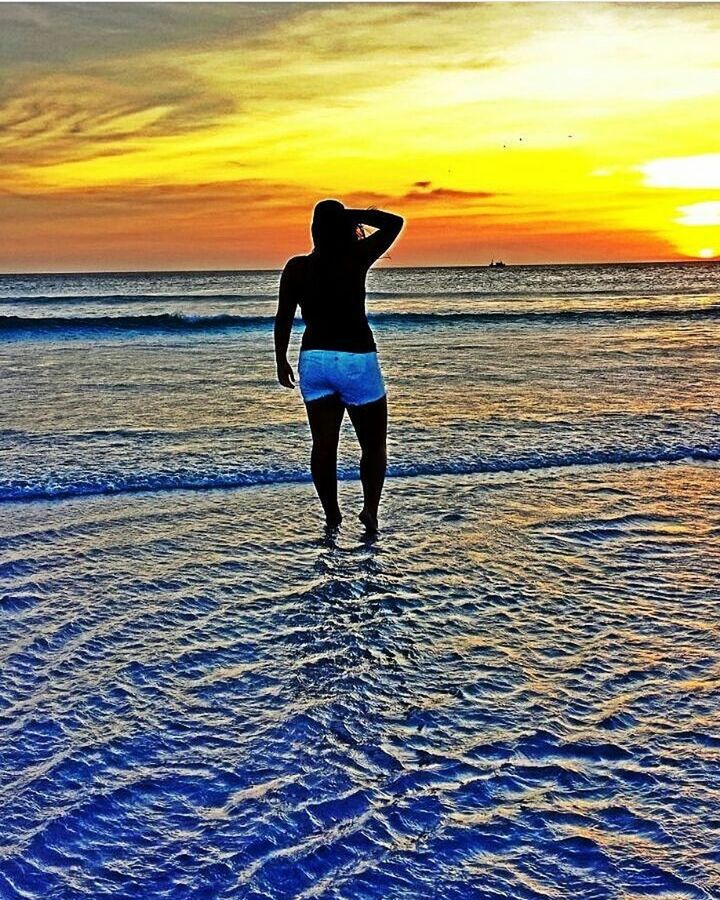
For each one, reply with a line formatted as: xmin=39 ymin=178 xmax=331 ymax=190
xmin=298 ymin=248 xmax=375 ymax=353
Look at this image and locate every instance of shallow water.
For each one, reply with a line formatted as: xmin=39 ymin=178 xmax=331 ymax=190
xmin=1 ymin=465 xmax=719 ymax=898
xmin=2 ymin=264 xmax=720 ymax=503
xmin=1 ymin=264 xmax=720 ymax=897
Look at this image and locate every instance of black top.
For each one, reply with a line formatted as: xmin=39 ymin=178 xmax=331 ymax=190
xmin=298 ymin=245 xmax=376 ymax=353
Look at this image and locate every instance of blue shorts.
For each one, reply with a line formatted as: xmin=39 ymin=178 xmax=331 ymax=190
xmin=298 ymin=350 xmax=386 ymax=406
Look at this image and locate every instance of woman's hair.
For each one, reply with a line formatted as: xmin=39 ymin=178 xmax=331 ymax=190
xmin=311 ymin=199 xmax=364 ymax=253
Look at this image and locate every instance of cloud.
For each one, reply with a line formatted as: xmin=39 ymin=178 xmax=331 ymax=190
xmin=676 ymin=201 xmax=720 ymax=226
xmin=640 ymin=154 xmax=720 ymax=189
xmin=0 ymin=2 xmax=505 ymax=188
xmin=401 ymin=187 xmax=497 ymax=203
xmin=0 ymin=64 xmax=240 ymax=171
xmin=4 ymin=1 xmax=720 ymax=269
xmin=0 ymin=3 xmax=304 ymax=71
xmin=3 ymin=177 xmax=317 ymax=220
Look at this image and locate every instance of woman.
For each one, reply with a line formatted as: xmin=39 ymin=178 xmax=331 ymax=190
xmin=274 ymin=199 xmax=404 ymax=532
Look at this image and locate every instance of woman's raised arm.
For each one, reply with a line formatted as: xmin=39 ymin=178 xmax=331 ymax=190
xmin=347 ymin=207 xmax=404 ymax=266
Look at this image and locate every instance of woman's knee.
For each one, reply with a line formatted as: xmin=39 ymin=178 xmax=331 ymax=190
xmin=311 ymin=441 xmax=338 ymax=462
xmin=361 ymin=443 xmax=386 ymax=465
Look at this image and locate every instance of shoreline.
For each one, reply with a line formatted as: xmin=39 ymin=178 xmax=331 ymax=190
xmin=2 ymin=455 xmax=718 ymax=510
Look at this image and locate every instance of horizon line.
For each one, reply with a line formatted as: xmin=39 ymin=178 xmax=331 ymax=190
xmin=1 ymin=258 xmax=717 ymax=278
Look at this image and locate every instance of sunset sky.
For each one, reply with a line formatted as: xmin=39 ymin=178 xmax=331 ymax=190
xmin=2 ymin=1 xmax=720 ymax=272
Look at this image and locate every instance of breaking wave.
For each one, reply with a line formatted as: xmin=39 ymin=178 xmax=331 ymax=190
xmin=2 ymin=443 xmax=718 ymax=503
xmin=3 ymin=305 xmax=720 ymax=336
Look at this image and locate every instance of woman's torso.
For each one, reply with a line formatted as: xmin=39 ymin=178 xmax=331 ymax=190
xmin=298 ymin=250 xmax=376 ymax=353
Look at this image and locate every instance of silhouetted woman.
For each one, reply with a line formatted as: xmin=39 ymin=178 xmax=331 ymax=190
xmin=274 ymin=199 xmax=404 ymax=532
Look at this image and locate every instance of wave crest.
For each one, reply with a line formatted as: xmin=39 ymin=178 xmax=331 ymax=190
xmin=2 ymin=305 xmax=720 ymax=336
xmin=2 ymin=444 xmax=718 ymax=503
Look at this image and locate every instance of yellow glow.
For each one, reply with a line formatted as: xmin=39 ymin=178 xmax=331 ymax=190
xmin=698 ymin=248 xmax=716 ymax=259
xmin=3 ymin=2 xmax=720 ymax=269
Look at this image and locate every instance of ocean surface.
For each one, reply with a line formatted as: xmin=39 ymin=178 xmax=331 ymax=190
xmin=1 ymin=262 xmax=719 ymax=898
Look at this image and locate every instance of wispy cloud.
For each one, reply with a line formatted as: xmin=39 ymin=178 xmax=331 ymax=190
xmin=676 ymin=201 xmax=720 ymax=226
xmin=0 ymin=3 xmax=302 ymax=70
xmin=3 ymin=2 xmax=720 ymax=268
xmin=0 ymin=67 xmax=236 ymax=169
xmin=640 ymin=154 xmax=720 ymax=189
xmin=401 ymin=186 xmax=497 ymax=203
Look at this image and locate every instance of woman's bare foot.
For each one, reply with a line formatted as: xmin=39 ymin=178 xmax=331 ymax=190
xmin=359 ymin=508 xmax=378 ymax=533
xmin=325 ymin=511 xmax=342 ymax=530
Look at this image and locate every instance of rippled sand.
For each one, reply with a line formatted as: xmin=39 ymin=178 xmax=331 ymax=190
xmin=2 ymin=462 xmax=719 ymax=898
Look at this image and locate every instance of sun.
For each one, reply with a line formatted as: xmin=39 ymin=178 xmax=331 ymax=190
xmin=698 ymin=248 xmax=716 ymax=259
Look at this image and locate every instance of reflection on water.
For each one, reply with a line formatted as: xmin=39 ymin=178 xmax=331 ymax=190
xmin=286 ymin=535 xmax=396 ymax=702
xmin=3 ymin=263 xmax=720 ymax=896
xmin=3 ymin=264 xmax=720 ymax=504
xmin=1 ymin=463 xmax=719 ymax=897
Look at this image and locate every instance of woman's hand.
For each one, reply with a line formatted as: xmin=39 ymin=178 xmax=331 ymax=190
xmin=276 ymin=357 xmax=295 ymax=389
xmin=345 ymin=207 xmax=404 ymax=265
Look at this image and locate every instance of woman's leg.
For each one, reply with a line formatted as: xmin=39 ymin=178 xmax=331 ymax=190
xmin=346 ymin=395 xmax=387 ymax=532
xmin=305 ymin=393 xmax=345 ymax=527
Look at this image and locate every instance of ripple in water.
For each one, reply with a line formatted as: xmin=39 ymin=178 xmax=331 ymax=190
xmin=1 ymin=463 xmax=719 ymax=898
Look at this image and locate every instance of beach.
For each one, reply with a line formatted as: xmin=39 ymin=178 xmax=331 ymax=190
xmin=1 ymin=264 xmax=720 ymax=897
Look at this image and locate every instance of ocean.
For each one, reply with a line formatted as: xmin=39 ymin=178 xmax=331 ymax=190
xmin=1 ymin=263 xmax=719 ymax=898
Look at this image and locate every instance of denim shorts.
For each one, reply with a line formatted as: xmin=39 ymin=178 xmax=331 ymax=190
xmin=298 ymin=350 xmax=386 ymax=406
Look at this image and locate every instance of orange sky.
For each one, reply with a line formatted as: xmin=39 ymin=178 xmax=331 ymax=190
xmin=2 ymin=2 xmax=720 ymax=272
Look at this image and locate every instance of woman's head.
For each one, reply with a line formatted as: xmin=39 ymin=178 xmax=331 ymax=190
xmin=311 ymin=199 xmax=363 ymax=253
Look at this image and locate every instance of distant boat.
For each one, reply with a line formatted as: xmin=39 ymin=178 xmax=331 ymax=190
xmin=488 ymin=259 xmax=507 ymax=268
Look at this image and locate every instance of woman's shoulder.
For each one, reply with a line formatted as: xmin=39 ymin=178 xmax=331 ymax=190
xmin=285 ymin=254 xmax=310 ymax=271
xmin=282 ymin=255 xmax=311 ymax=286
